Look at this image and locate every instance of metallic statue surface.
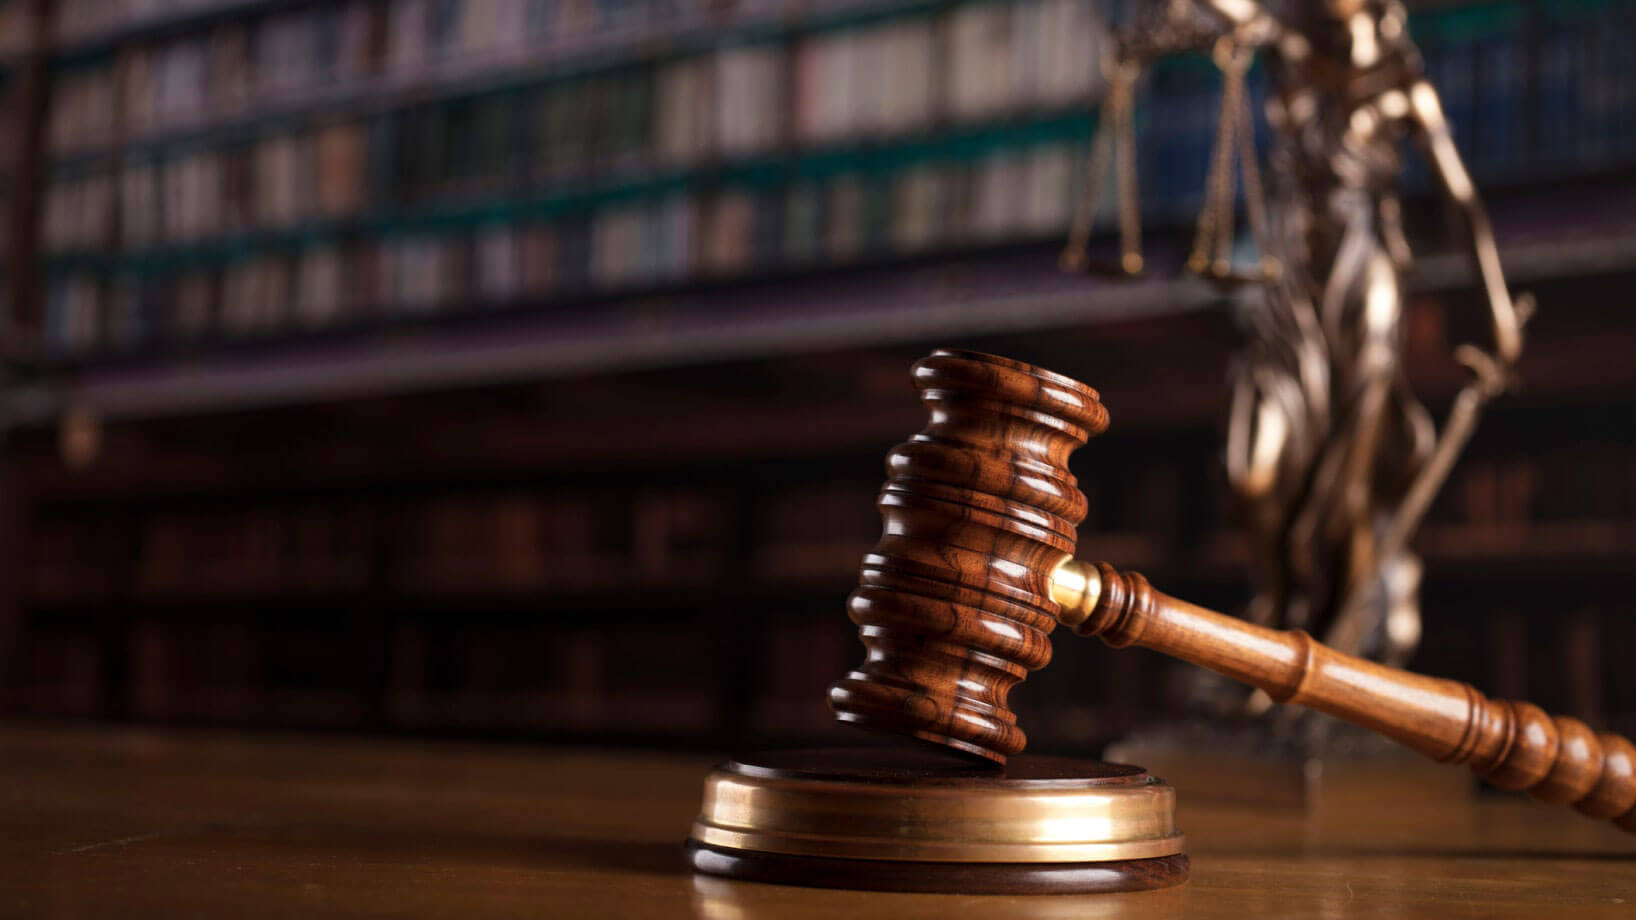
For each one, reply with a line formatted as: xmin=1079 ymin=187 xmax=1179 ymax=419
xmin=1067 ymin=0 xmax=1528 ymax=694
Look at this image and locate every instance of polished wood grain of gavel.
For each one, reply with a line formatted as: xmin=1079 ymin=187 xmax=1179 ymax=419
xmin=828 ymin=349 xmax=1636 ymax=833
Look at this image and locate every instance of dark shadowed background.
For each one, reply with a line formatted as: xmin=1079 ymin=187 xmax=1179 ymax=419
xmin=0 ymin=0 xmax=1633 ymax=758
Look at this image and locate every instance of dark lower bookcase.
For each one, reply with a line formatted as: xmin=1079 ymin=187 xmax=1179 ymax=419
xmin=7 ymin=275 xmax=1636 ymax=752
xmin=3 ymin=0 xmax=1636 ymax=754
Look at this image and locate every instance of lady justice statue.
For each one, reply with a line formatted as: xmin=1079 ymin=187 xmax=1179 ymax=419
xmin=1064 ymin=0 xmax=1530 ymax=718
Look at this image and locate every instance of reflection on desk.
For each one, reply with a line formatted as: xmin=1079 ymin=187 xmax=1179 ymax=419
xmin=2 ymin=725 xmax=1631 ymax=919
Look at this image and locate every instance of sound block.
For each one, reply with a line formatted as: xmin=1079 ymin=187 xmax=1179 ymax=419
xmin=685 ymin=747 xmax=1187 ymax=894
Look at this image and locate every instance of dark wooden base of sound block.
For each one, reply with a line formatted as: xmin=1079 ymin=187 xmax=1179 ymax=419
xmin=686 ymin=747 xmax=1189 ymax=894
xmin=685 ymin=841 xmax=1190 ymax=895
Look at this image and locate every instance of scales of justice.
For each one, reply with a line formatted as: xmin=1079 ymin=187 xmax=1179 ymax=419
xmin=685 ymin=0 xmax=1625 ymax=895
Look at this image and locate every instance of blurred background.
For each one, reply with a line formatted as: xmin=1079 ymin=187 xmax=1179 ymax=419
xmin=0 ymin=0 xmax=1632 ymax=757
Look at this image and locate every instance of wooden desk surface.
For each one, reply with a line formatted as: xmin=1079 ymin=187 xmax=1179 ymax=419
xmin=3 ymin=724 xmax=1632 ymax=918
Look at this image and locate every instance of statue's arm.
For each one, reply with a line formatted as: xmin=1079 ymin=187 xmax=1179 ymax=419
xmin=1406 ymin=80 xmax=1524 ymax=367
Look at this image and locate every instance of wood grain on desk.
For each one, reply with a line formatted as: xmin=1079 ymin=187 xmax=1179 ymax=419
xmin=2 ymin=725 xmax=1632 ymax=918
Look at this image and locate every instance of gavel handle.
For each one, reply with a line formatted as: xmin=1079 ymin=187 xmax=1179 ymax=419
xmin=1051 ymin=559 xmax=1636 ymax=833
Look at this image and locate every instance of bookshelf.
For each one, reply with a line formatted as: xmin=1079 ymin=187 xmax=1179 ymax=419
xmin=36 ymin=0 xmax=1119 ymax=356
xmin=27 ymin=0 xmax=1636 ymax=363
xmin=10 ymin=281 xmax=1636 ymax=748
xmin=9 ymin=172 xmax=1634 ymax=425
xmin=4 ymin=0 xmax=1636 ymax=755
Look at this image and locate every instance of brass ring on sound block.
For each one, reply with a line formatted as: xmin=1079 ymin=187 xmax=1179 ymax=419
xmin=685 ymin=748 xmax=1187 ymax=894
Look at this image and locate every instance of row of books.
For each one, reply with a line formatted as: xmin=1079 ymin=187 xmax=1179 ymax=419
xmin=124 ymin=618 xmax=371 ymax=726
xmin=0 ymin=68 xmax=12 ymax=268
xmin=1533 ymin=6 xmax=1636 ymax=171
xmin=0 ymin=75 xmax=15 ymax=169
xmin=1455 ymin=460 xmax=1539 ymax=527
xmin=1405 ymin=5 xmax=1636 ymax=185
xmin=25 ymin=465 xmax=1220 ymax=614
xmin=28 ymin=489 xmax=741 ymax=601
xmin=395 ymin=489 xmax=734 ymax=591
xmin=45 ymin=122 xmax=369 ymax=251
xmin=387 ymin=623 xmax=723 ymax=734
xmin=1452 ymin=449 xmax=1636 ymax=525
xmin=25 ymin=599 xmax=1628 ymax=738
xmin=30 ymin=448 xmax=1630 ymax=611
xmin=51 ymin=0 xmax=812 ymax=50
xmin=21 ymin=581 xmax=1633 ymax=738
xmin=50 ymin=0 xmax=1634 ymax=167
xmin=46 ymin=0 xmax=1109 ymax=157
xmin=54 ymin=0 xmax=244 ymax=44
xmin=43 ymin=142 xmax=1084 ymax=353
xmin=0 ymin=1 xmax=37 ymax=59
xmin=42 ymin=8 xmax=1636 ymax=258
xmin=19 ymin=615 xmax=734 ymax=736
xmin=751 ymin=481 xmax=878 ymax=582
xmin=29 ymin=505 xmax=376 ymax=601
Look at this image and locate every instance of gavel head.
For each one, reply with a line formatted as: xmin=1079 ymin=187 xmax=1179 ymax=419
xmin=828 ymin=350 xmax=1108 ymax=764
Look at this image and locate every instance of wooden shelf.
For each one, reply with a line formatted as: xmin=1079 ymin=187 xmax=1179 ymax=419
xmin=53 ymin=0 xmax=330 ymax=61
xmin=17 ymin=181 xmax=1636 ymax=426
xmin=11 ymin=244 xmax=1213 ymax=424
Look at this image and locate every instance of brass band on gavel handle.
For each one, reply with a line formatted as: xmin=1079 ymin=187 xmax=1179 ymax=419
xmin=1049 ymin=558 xmax=1636 ymax=833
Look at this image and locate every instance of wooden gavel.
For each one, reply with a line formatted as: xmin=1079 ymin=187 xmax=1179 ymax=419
xmin=828 ymin=349 xmax=1636 ymax=833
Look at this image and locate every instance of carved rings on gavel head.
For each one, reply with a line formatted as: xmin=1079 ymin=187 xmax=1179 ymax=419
xmin=827 ymin=350 xmax=1109 ymax=764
